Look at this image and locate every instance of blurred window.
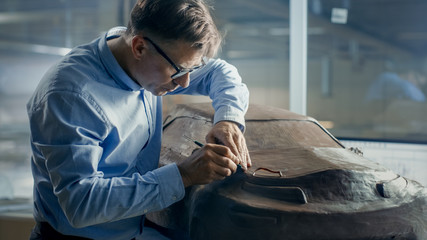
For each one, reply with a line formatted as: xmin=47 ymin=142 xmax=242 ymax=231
xmin=0 ymin=0 xmax=137 ymax=199
xmin=307 ymin=0 xmax=427 ymax=143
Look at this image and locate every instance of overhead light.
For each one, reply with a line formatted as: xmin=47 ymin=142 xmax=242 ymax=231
xmin=331 ymin=8 xmax=348 ymax=24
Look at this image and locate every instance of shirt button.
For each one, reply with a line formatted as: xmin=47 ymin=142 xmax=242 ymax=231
xmin=172 ymin=196 xmax=177 ymax=201
xmin=144 ymin=209 xmax=148 ymax=213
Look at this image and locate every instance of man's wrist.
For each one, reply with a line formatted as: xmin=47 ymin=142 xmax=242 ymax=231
xmin=177 ymin=164 xmax=191 ymax=188
xmin=215 ymin=120 xmax=244 ymax=132
xmin=213 ymin=105 xmax=246 ymax=132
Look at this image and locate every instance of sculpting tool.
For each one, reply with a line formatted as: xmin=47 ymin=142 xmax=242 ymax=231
xmin=184 ymin=135 xmax=204 ymax=147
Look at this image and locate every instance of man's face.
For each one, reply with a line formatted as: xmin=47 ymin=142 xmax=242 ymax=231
xmin=134 ymin=37 xmax=204 ymax=96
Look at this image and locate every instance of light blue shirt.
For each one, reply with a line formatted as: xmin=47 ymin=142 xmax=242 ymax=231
xmin=27 ymin=27 xmax=249 ymax=239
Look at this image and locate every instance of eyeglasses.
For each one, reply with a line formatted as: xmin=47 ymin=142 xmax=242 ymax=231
xmin=143 ymin=37 xmax=206 ymax=79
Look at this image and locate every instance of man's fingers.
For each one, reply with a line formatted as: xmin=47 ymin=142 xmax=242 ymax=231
xmin=206 ymin=144 xmax=238 ymax=163
xmin=233 ymin=137 xmax=245 ymax=170
xmin=227 ymin=135 xmax=240 ymax=157
xmin=213 ymin=167 xmax=233 ymax=179
xmin=207 ymin=149 xmax=237 ymax=172
xmin=239 ymin=137 xmax=252 ymax=169
xmin=179 ymin=144 xmax=242 ymax=187
xmin=214 ymin=156 xmax=237 ymax=174
xmin=222 ymin=134 xmax=251 ymax=171
xmin=246 ymin=150 xmax=252 ymax=167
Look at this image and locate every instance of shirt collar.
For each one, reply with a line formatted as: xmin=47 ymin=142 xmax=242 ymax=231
xmin=98 ymin=27 xmax=143 ymax=92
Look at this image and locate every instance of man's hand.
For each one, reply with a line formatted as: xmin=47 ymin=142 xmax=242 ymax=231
xmin=205 ymin=121 xmax=252 ymax=171
xmin=177 ymin=144 xmax=239 ymax=187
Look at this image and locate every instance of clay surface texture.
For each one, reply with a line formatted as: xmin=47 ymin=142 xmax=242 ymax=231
xmin=148 ymin=103 xmax=427 ymax=240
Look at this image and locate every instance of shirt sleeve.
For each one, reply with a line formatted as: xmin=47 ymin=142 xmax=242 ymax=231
xmin=168 ymin=58 xmax=249 ymax=131
xmin=28 ymin=91 xmax=184 ymax=228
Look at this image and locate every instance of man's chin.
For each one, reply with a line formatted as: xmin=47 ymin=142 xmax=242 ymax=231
xmin=153 ymin=90 xmax=167 ymax=96
xmin=155 ymin=88 xmax=175 ymax=96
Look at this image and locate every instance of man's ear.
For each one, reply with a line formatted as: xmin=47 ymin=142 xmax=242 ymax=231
xmin=131 ymin=35 xmax=146 ymax=60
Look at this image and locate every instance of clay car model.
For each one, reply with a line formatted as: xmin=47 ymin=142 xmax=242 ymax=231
xmin=148 ymin=103 xmax=427 ymax=240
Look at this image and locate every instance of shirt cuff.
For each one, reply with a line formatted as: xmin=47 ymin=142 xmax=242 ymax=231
xmin=152 ymin=163 xmax=185 ymax=208
xmin=213 ymin=105 xmax=246 ymax=132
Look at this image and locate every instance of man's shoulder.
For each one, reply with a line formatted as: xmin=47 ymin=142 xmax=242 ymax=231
xmin=30 ymin=44 xmax=103 ymax=103
xmin=62 ymin=39 xmax=103 ymax=72
xmin=51 ymin=39 xmax=105 ymax=86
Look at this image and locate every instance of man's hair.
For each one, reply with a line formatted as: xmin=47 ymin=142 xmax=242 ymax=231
xmin=127 ymin=0 xmax=222 ymax=58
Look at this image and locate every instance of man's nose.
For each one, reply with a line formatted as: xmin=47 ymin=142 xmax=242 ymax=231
xmin=173 ymin=73 xmax=190 ymax=88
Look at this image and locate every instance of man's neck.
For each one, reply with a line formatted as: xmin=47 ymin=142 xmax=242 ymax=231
xmin=108 ymin=37 xmax=132 ymax=75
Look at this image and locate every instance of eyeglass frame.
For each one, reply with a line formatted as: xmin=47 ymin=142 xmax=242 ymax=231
xmin=143 ymin=37 xmax=206 ymax=79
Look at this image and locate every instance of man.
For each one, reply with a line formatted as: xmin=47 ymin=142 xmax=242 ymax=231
xmin=27 ymin=0 xmax=250 ymax=239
